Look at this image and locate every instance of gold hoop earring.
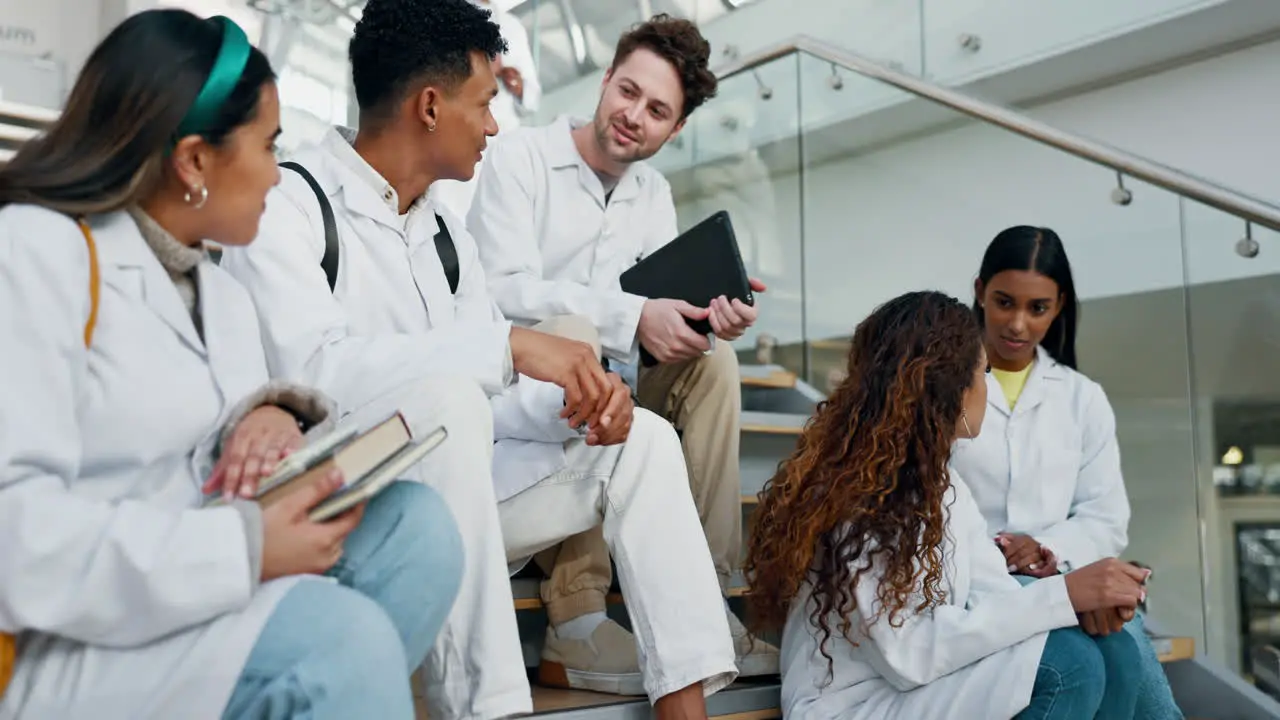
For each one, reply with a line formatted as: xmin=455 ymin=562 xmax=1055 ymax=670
xmin=961 ymin=410 xmax=974 ymax=439
xmin=184 ymin=185 xmax=209 ymax=210
xmin=427 ymin=123 xmax=437 ymax=133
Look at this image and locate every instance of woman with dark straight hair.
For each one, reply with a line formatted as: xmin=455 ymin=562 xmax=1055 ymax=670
xmin=746 ymin=290 xmax=1147 ymax=719
xmin=0 ymin=10 xmax=461 ymax=719
xmin=954 ymin=225 xmax=1184 ymax=718
xmin=971 ymin=226 xmax=1080 ymax=369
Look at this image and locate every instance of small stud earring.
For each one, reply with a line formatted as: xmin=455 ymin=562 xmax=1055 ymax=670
xmin=427 ymin=123 xmax=437 ymax=133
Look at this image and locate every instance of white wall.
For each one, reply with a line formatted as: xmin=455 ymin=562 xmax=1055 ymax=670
xmin=0 ymin=0 xmax=105 ymax=106
xmin=0 ymin=0 xmax=267 ymax=108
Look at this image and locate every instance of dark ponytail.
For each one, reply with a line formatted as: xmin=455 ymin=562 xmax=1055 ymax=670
xmin=973 ymin=225 xmax=1079 ymax=369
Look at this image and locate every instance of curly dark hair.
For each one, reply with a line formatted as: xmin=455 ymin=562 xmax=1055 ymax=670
xmin=350 ymin=0 xmax=508 ymax=120
xmin=611 ymin=14 xmax=717 ymax=119
xmin=744 ymin=290 xmax=984 ymax=675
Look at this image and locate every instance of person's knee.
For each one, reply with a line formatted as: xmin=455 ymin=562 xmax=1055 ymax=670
xmin=1094 ymin=626 xmax=1144 ymax=690
xmin=695 ymin=340 xmax=740 ymax=403
xmin=1036 ymin=628 xmax=1106 ymax=709
xmin=622 ymin=408 xmax=694 ymax=501
xmin=398 ymin=374 xmax=493 ymax=444
xmin=629 ymin=407 xmax=682 ymax=455
xmin=287 ymin=583 xmax=408 ymax=681
xmin=536 ymin=314 xmax=602 ymax=358
xmin=380 ymin=483 xmax=465 ymax=603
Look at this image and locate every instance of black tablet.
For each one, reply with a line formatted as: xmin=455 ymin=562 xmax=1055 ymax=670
xmin=620 ymin=210 xmax=754 ymax=337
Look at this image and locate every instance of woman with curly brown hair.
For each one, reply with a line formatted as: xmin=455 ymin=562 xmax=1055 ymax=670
xmin=745 ymin=290 xmax=1148 ymax=720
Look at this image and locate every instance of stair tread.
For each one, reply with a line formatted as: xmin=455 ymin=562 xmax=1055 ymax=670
xmin=808 ymin=337 xmax=851 ymax=351
xmin=1153 ymin=635 xmax=1194 ymax=663
xmin=740 ymin=410 xmax=807 ymax=435
xmin=739 ymin=364 xmax=797 ymax=389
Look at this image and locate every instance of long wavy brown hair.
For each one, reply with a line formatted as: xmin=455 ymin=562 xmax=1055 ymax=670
xmin=745 ymin=290 xmax=983 ymax=672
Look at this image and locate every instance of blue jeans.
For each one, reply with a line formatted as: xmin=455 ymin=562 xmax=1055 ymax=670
xmin=1013 ymin=575 xmax=1183 ymax=719
xmin=222 ymin=482 xmax=464 ymax=719
xmin=1017 ymin=626 xmax=1141 ymax=719
xmin=1122 ymin=612 xmax=1185 ymax=720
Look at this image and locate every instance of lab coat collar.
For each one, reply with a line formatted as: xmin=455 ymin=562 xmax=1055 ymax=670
xmin=90 ymin=210 xmax=206 ymax=357
xmin=548 ymin=115 xmax=646 ymax=207
xmin=987 ymin=344 xmax=1067 ymax=417
xmin=319 ymin=126 xmax=430 ymax=234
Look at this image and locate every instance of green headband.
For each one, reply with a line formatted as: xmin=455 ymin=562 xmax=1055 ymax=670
xmin=176 ymin=16 xmax=252 ymax=138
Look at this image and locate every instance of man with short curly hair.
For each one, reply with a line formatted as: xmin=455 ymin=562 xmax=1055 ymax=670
xmin=468 ymin=13 xmax=778 ymax=696
xmin=222 ymin=1 xmax=738 ymax=719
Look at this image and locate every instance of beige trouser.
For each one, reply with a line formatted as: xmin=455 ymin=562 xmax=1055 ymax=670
xmin=531 ymin=317 xmax=743 ymax=624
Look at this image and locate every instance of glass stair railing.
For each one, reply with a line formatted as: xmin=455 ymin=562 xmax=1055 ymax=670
xmin=653 ymin=32 xmax=1280 ymax=718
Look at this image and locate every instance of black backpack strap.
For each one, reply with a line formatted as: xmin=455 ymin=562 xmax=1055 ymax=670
xmin=433 ymin=212 xmax=460 ymax=295
xmin=280 ymin=161 xmax=339 ymax=292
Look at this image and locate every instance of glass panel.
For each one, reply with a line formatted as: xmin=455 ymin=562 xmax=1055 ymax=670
xmin=666 ymin=53 xmax=803 ymax=372
xmin=793 ymin=50 xmax=1206 ymax=651
xmin=1183 ymin=200 xmax=1280 ymax=694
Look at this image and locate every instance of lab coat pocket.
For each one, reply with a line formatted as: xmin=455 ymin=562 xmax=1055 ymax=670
xmin=593 ymin=223 xmax=644 ymax=291
xmin=1033 ymin=441 xmax=1082 ymax=519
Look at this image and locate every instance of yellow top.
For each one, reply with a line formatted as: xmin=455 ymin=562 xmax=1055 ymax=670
xmin=992 ymin=363 xmax=1033 ymax=409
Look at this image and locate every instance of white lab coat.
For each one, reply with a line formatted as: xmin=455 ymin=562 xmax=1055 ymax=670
xmin=467 ymin=116 xmax=680 ymax=362
xmin=220 ymin=128 xmax=576 ymax=501
xmin=0 ymin=207 xmax=307 ymax=719
xmin=949 ymin=345 xmax=1130 ymax=571
xmin=780 ymin=477 xmax=1079 ymax=720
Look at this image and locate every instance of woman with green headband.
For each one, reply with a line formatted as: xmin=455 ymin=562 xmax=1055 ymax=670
xmin=0 ymin=9 xmax=461 ymax=719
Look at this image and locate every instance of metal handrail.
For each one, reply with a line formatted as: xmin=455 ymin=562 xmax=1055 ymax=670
xmin=714 ymin=35 xmax=1280 ymax=232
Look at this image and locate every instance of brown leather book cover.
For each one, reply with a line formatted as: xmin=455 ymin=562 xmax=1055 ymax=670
xmin=257 ymin=413 xmax=411 ymax=509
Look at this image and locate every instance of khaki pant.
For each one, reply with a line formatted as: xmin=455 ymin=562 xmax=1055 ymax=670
xmin=530 ymin=317 xmax=742 ymax=624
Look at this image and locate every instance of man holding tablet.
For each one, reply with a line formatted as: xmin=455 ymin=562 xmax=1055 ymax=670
xmin=468 ymin=13 xmax=776 ymax=693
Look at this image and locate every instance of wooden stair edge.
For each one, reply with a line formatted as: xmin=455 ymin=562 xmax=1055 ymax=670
xmin=740 ymin=368 xmax=798 ymax=390
xmin=807 ymin=337 xmax=851 ymax=351
xmin=1153 ymin=635 xmax=1194 ymax=664
xmin=715 ymin=710 xmax=782 ymax=720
